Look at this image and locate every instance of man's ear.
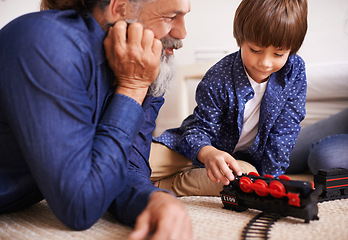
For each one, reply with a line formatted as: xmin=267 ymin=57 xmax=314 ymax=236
xmin=108 ymin=0 xmax=127 ymax=20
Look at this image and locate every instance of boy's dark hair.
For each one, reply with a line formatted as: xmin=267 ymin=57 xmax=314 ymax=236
xmin=233 ymin=0 xmax=308 ymax=55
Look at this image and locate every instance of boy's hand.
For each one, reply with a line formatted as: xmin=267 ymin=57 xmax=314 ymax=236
xmin=197 ymin=146 xmax=242 ymax=185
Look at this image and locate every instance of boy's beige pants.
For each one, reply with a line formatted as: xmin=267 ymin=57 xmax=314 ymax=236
xmin=149 ymin=142 xmax=258 ymax=196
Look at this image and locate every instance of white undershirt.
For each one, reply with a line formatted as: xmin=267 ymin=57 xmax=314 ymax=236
xmin=233 ymin=71 xmax=269 ymax=152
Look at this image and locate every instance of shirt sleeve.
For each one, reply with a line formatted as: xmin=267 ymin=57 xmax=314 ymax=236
xmin=258 ymin=58 xmax=307 ymax=176
xmin=177 ymin=69 xmax=228 ymax=166
xmin=0 ymin=17 xmax=144 ymax=230
xmin=108 ymin=95 xmax=174 ymax=226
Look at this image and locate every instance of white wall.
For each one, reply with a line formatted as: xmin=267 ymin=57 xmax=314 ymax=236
xmin=174 ymin=0 xmax=241 ymax=65
xmin=0 ymin=0 xmax=41 ymax=29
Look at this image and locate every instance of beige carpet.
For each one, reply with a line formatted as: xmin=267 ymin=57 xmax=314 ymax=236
xmin=1 ymin=197 xmax=347 ymax=240
xmin=1 ymin=175 xmax=347 ymax=240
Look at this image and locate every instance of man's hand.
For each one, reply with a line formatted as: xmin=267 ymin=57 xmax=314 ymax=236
xmin=128 ymin=192 xmax=193 ymax=240
xmin=104 ymin=21 xmax=162 ymax=104
xmin=197 ymin=145 xmax=242 ymax=185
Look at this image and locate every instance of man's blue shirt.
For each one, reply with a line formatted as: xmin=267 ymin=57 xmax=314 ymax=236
xmin=0 ymin=10 xmax=162 ymax=229
xmin=155 ymin=51 xmax=307 ymax=176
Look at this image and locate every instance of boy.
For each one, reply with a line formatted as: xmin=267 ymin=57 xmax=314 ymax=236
xmin=151 ymin=0 xmax=308 ymax=196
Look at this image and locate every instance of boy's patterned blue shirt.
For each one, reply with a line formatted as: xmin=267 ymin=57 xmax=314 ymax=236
xmin=155 ymin=50 xmax=307 ymax=176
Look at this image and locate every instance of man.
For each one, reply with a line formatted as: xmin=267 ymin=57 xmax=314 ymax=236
xmin=0 ymin=0 xmax=192 ymax=239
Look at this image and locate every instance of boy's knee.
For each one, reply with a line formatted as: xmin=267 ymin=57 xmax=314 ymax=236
xmin=237 ymin=160 xmax=258 ymax=174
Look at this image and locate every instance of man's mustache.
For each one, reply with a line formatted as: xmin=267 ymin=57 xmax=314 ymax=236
xmin=161 ymin=37 xmax=183 ymax=50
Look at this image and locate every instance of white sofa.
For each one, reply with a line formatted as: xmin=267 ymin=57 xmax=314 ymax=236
xmin=302 ymin=61 xmax=348 ymax=127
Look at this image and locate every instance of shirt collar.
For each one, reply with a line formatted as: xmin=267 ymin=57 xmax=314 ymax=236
xmin=283 ymin=54 xmax=295 ymax=75
xmin=83 ymin=13 xmax=108 ymax=65
xmin=233 ymin=50 xmax=254 ymax=99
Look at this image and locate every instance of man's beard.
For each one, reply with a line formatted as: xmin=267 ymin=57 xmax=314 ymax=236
xmin=148 ymin=37 xmax=183 ymax=97
xmin=147 ymin=54 xmax=175 ymax=97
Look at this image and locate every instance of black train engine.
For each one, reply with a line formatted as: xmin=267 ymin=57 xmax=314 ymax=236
xmin=221 ymin=172 xmax=323 ymax=223
xmin=314 ymin=168 xmax=348 ymax=201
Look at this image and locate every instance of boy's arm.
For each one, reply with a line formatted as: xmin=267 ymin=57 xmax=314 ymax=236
xmin=258 ymin=59 xmax=307 ymax=176
xmin=178 ymin=71 xmax=228 ymax=165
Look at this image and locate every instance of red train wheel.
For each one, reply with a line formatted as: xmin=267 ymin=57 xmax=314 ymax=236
xmin=279 ymin=175 xmax=291 ymax=181
xmin=248 ymin=172 xmax=260 ymax=176
xmin=239 ymin=177 xmax=253 ymax=193
xmin=269 ymin=181 xmax=286 ymax=198
xmin=264 ymin=174 xmax=274 ymax=178
xmin=254 ymin=179 xmax=269 ymax=197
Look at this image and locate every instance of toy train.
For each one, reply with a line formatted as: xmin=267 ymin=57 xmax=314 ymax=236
xmin=220 ymin=172 xmax=323 ymax=223
xmin=314 ymin=168 xmax=348 ymax=202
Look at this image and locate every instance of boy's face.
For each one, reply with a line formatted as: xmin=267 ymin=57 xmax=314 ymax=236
xmin=240 ymin=42 xmax=290 ymax=83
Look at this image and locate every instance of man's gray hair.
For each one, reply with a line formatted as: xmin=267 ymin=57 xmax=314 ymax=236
xmin=99 ymin=0 xmax=155 ymax=8
xmin=98 ymin=0 xmax=156 ymax=20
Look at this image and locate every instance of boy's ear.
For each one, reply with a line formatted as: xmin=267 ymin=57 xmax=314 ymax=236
xmin=109 ymin=0 xmax=127 ymax=19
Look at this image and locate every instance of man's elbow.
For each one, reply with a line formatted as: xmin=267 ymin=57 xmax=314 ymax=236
xmin=54 ymin=207 xmax=101 ymax=231
xmin=60 ymin=216 xmax=97 ymax=231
